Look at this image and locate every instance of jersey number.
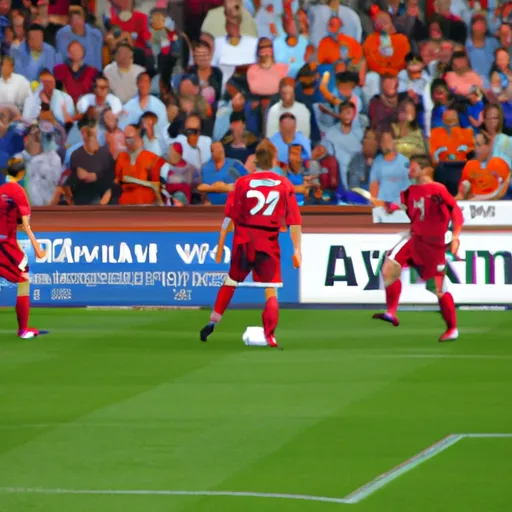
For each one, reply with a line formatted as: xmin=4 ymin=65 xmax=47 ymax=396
xmin=413 ymin=197 xmax=425 ymax=221
xmin=247 ymin=190 xmax=280 ymax=216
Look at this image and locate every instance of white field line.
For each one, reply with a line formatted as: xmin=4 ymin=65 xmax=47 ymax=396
xmin=0 ymin=434 xmax=511 ymax=505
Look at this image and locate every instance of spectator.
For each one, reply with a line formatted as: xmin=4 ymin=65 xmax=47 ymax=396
xmin=21 ymin=123 xmax=61 ymax=206
xmin=115 ymin=124 xmax=166 ymax=205
xmin=430 ymin=0 xmax=467 ymax=45
xmin=445 ymin=50 xmax=484 ymax=96
xmin=139 ymin=111 xmax=164 ymax=156
xmin=430 ymin=104 xmax=474 ymax=164
xmin=273 ymin=12 xmax=308 ymax=79
xmin=368 ymin=75 xmax=408 ymax=130
xmin=267 ymin=77 xmax=311 ymax=139
xmin=280 ymin=144 xmax=309 ymax=205
xmin=270 ymin=112 xmax=311 ymax=165
xmin=106 ymin=0 xmax=150 ymax=50
xmin=103 ymin=42 xmax=146 ymax=104
xmin=77 ymin=74 xmax=123 ymax=117
xmin=30 ymin=0 xmax=62 ymax=48
xmin=482 ymin=103 xmax=512 ymax=166
xmin=11 ymin=23 xmax=56 ymax=82
xmin=22 ymin=68 xmax=75 ymax=127
xmin=457 ymin=132 xmax=511 ymax=200
xmin=497 ymin=23 xmax=512 ymax=59
xmin=466 ymin=12 xmax=499 ymax=89
xmin=66 ymin=119 xmax=115 ymax=205
xmin=161 ymin=142 xmax=199 ymax=205
xmin=391 ymin=99 xmax=427 ymax=159
xmin=200 ymin=141 xmax=246 ymax=204
xmin=369 ymin=128 xmax=410 ymax=203
xmin=347 ymin=127 xmax=379 ymax=190
xmin=202 ymin=0 xmax=258 ymax=38
xmin=173 ymin=114 xmax=212 ymax=169
xmin=398 ymin=54 xmax=429 ymax=99
xmin=119 ymin=71 xmax=167 ymax=133
xmin=221 ymin=110 xmax=258 ymax=162
xmin=103 ymin=28 xmax=154 ymax=70
xmin=101 ymin=107 xmax=125 ymax=159
xmin=394 ymin=0 xmax=428 ymax=45
xmin=53 ymin=40 xmax=98 ymax=105
xmin=321 ymin=100 xmax=364 ymax=187
xmin=0 ymin=55 xmax=30 ymax=109
xmin=0 ymin=104 xmax=24 ymax=173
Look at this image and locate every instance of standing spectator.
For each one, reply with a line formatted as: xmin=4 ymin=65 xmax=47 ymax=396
xmin=22 ymin=68 xmax=75 ymax=126
xmin=173 ymin=114 xmax=212 ymax=169
xmin=53 ymin=41 xmax=98 ymax=105
xmin=0 ymin=56 xmax=31 ymax=109
xmin=270 ymin=112 xmax=311 ymax=165
xmin=369 ymin=128 xmax=410 ymax=203
xmin=103 ymin=42 xmax=145 ymax=104
xmin=161 ymin=142 xmax=199 ymax=205
xmin=55 ymin=6 xmax=103 ymax=71
xmin=115 ymin=124 xmax=167 ymax=205
xmin=139 ymin=111 xmax=164 ymax=156
xmin=21 ymin=123 xmax=62 ymax=206
xmin=119 ymin=71 xmax=167 ymax=134
xmin=266 ymin=78 xmax=311 ymax=139
xmin=200 ymin=141 xmax=246 ymax=204
xmin=11 ymin=24 xmax=56 ymax=82
xmin=321 ymin=101 xmax=364 ymax=187
xmin=66 ymin=119 xmax=115 ymax=205
xmin=77 ymin=74 xmax=123 ymax=117
xmin=221 ymin=111 xmax=258 ymax=162
xmin=347 ymin=128 xmax=379 ymax=190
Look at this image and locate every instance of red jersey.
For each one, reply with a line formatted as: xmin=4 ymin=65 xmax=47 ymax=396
xmin=0 ymin=182 xmax=30 ymax=240
xmin=226 ymin=171 xmax=301 ymax=230
xmin=401 ymin=182 xmax=462 ymax=246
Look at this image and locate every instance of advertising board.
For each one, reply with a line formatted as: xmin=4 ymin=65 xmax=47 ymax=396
xmin=300 ymin=233 xmax=512 ymax=304
xmin=0 ymin=232 xmax=299 ymax=307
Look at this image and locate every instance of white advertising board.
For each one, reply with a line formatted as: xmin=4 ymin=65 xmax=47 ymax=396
xmin=373 ymin=201 xmax=512 ymax=226
xmin=300 ymin=233 xmax=512 ymax=304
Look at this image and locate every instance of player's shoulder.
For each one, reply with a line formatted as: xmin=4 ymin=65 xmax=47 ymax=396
xmin=0 ymin=181 xmax=24 ymax=196
xmin=245 ymin=171 xmax=286 ymax=187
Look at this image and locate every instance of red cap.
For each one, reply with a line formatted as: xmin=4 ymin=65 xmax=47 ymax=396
xmin=172 ymin=142 xmax=183 ymax=155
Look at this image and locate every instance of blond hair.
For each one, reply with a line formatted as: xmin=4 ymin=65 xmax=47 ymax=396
xmin=255 ymin=139 xmax=277 ymax=170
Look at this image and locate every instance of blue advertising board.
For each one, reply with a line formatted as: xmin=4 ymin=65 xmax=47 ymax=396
xmin=0 ymin=232 xmax=299 ymax=307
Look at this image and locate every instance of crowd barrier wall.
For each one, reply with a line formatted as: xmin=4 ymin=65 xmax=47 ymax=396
xmin=0 ymin=205 xmax=509 ymax=307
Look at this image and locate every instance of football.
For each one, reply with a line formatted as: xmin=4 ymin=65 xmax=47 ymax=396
xmin=242 ymin=326 xmax=268 ymax=346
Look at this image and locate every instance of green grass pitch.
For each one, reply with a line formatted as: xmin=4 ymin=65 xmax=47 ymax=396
xmin=1 ymin=308 xmax=512 ymax=512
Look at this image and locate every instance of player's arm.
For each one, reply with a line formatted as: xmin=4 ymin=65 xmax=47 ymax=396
xmin=440 ymin=185 xmax=463 ymax=255
xmin=21 ymin=216 xmax=46 ymax=259
xmin=285 ymin=182 xmax=302 ymax=268
xmin=215 ymin=190 xmax=236 ymax=264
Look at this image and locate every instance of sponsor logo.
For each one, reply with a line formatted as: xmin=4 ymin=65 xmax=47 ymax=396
xmin=176 ymin=243 xmax=231 ymax=265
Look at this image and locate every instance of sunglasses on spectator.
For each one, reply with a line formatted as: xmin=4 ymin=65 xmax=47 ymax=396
xmin=184 ymin=128 xmax=200 ymax=135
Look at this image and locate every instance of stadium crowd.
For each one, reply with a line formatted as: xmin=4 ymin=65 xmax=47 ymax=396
xmin=0 ymin=0 xmax=511 ymax=206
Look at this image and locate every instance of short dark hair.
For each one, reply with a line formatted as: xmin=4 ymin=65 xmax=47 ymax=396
xmin=137 ymin=71 xmax=151 ymax=84
xmin=338 ymin=100 xmax=355 ymax=113
xmin=279 ymin=112 xmax=296 ymax=123
xmin=93 ymin=73 xmax=109 ymax=88
xmin=28 ymin=23 xmax=44 ymax=33
xmin=38 ymin=67 xmax=53 ymax=78
xmin=193 ymin=39 xmax=211 ymax=51
xmin=116 ymin=41 xmax=134 ymax=53
xmin=230 ymin=110 xmax=246 ymax=123
xmin=410 ymin=154 xmax=434 ymax=169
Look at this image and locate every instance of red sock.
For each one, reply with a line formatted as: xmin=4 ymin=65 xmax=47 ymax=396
xmin=439 ymin=292 xmax=456 ymax=330
xmin=262 ymin=296 xmax=279 ymax=338
xmin=385 ymin=279 xmax=402 ymax=316
xmin=16 ymin=295 xmax=30 ymax=332
xmin=210 ymin=285 xmax=236 ymax=323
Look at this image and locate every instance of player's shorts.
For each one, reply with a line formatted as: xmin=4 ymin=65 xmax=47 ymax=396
xmin=387 ymin=235 xmax=446 ymax=281
xmin=228 ymin=238 xmax=281 ymax=284
xmin=0 ymin=238 xmax=29 ymax=283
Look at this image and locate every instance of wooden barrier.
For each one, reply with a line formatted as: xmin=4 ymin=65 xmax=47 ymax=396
xmin=31 ymin=206 xmax=506 ymax=233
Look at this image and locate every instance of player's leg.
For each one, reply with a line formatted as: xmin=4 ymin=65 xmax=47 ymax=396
xmin=200 ymin=243 xmax=251 ymax=342
xmin=434 ymin=275 xmax=458 ymax=342
xmin=372 ymin=238 xmax=409 ymax=326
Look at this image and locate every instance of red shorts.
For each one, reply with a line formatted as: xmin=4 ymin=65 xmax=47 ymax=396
xmin=0 ymin=239 xmax=29 ymax=283
xmin=388 ymin=236 xmax=445 ymax=281
xmin=228 ymin=239 xmax=281 ymax=284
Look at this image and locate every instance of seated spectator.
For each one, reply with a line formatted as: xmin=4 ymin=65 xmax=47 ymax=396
xmin=266 ymin=77 xmax=311 ymax=139
xmin=466 ymin=12 xmax=499 ymax=89
xmin=55 ymin=6 xmax=103 ymax=70
xmin=497 ymin=23 xmax=512 ymax=57
xmin=10 ymin=10 xmax=27 ymax=53
xmin=462 ymin=86 xmax=485 ymax=133
xmin=139 ymin=111 xmax=164 ymax=156
xmin=30 ymin=0 xmax=62 ymax=48
xmin=394 ymin=0 xmax=428 ymax=45
xmin=489 ymin=48 xmax=512 ymax=129
xmin=103 ymin=28 xmax=154 ymax=71
xmin=429 ymin=39 xmax=454 ymax=79
xmin=201 ymin=0 xmax=258 ymax=38
xmin=279 ymin=144 xmax=310 ymax=204
xmin=221 ymin=111 xmax=258 ymax=162
xmin=368 ymin=74 xmax=408 ymax=130
xmin=0 ymin=104 xmax=24 ymax=174
xmin=307 ymin=0 xmax=362 ymax=48
xmin=0 ymin=55 xmax=31 ymax=110
xmin=428 ymin=1 xmax=467 ymax=45
xmin=115 ymin=124 xmax=167 ymax=205
xmin=200 ymin=141 xmax=246 ymax=204
xmin=177 ymin=74 xmax=215 ymax=137
xmin=273 ymin=11 xmax=308 ymax=79
xmin=119 ymin=71 xmax=167 ymax=134
xmin=22 ymin=68 xmax=75 ymax=127
xmin=148 ymin=7 xmax=183 ymax=71
xmin=347 ymin=127 xmax=379 ymax=190
xmin=457 ymin=131 xmax=511 ymax=200
xmin=425 ymin=78 xmax=452 ymax=137
xmin=160 ymin=142 xmax=199 ymax=205
xmin=106 ymin=0 xmax=150 ymax=50
xmin=391 ymin=99 xmax=427 ymax=159
xmin=77 ymin=74 xmax=123 ymax=117
xmin=482 ymin=103 xmax=512 ymax=166
xmin=103 ymin=42 xmax=146 ymax=104
xmin=172 ymin=114 xmax=212 ymax=169
xmin=11 ymin=23 xmax=56 ymax=82
xmin=320 ymin=100 xmax=363 ymax=188
xmin=430 ymin=104 xmax=474 ymax=165
xmin=270 ymin=112 xmax=311 ymax=165
xmin=21 ymin=123 xmax=61 ymax=206
xmin=397 ymin=53 xmax=429 ymax=101
xmin=369 ymin=128 xmax=410 ymax=203
xmin=100 ymin=107 xmax=126 ymax=159
xmin=66 ymin=119 xmax=115 ymax=205
xmin=53 ymin=40 xmax=98 ymax=105
xmin=445 ymin=50 xmax=483 ymax=97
